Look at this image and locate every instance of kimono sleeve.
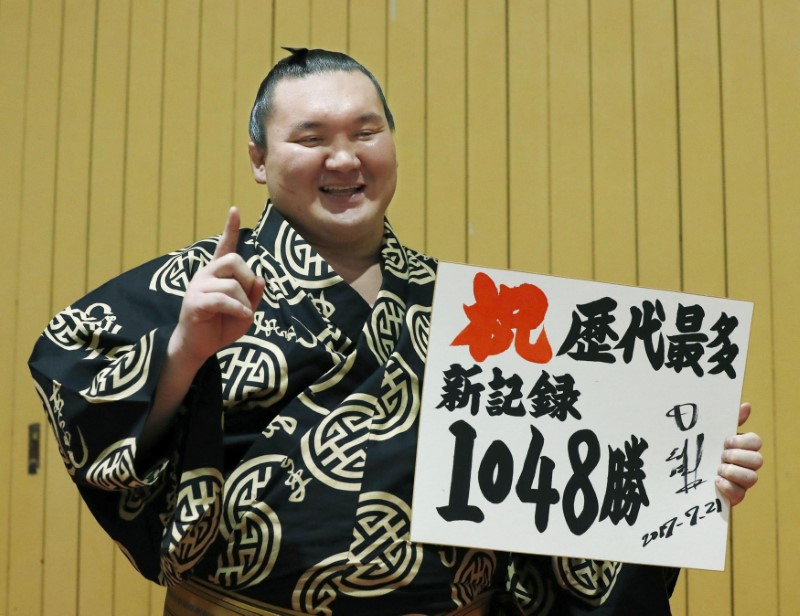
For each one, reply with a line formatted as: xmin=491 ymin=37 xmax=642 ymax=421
xmin=27 ymin=238 xmax=227 ymax=585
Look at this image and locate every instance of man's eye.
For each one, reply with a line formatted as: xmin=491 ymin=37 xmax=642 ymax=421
xmin=357 ymin=130 xmax=377 ymax=139
xmin=297 ymin=136 xmax=322 ymax=145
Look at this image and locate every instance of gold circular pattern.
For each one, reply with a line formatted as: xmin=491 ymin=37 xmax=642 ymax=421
xmin=301 ymin=401 xmax=373 ymax=491
xmin=506 ymin=556 xmax=555 ymax=615
xmin=293 ymin=492 xmax=422 ymax=614
xmin=162 ymin=468 xmax=224 ymax=584
xmin=216 ymin=336 xmax=288 ymax=411
xmin=149 ymin=242 xmax=215 ymax=297
xmin=81 ymin=331 xmax=155 ymax=403
xmin=450 ymin=549 xmax=497 ymax=608
xmin=276 ymin=222 xmax=341 ymax=289
xmin=365 ymin=292 xmax=405 ymax=364
xmin=213 ymin=456 xmax=283 ymax=589
xmin=371 ymin=353 xmax=419 ymax=440
xmin=553 ymin=558 xmax=622 ymax=606
xmin=405 ymin=303 xmax=431 ymax=362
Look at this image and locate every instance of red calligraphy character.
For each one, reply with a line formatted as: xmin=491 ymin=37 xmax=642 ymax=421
xmin=451 ymin=272 xmax=553 ymax=363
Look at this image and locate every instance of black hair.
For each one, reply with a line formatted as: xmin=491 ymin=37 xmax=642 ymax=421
xmin=248 ymin=47 xmax=395 ymax=149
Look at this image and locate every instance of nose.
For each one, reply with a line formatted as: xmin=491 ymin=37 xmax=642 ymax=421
xmin=325 ymin=140 xmax=361 ymax=172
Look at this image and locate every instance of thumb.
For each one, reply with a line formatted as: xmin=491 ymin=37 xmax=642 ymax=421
xmin=738 ymin=402 xmax=752 ymax=428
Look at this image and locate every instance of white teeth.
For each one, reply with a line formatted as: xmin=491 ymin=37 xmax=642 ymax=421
xmin=321 ymin=185 xmax=363 ymax=194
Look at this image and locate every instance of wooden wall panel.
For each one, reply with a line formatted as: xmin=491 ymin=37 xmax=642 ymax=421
xmin=466 ymin=0 xmax=507 ymax=268
xmin=763 ymin=3 xmax=800 ymax=613
xmin=387 ymin=0 xmax=426 ymax=252
xmin=508 ymin=0 xmax=549 ymax=275
xmin=4 ymin=2 xmax=799 ymax=614
xmin=81 ymin=3 xmax=131 ymax=614
xmin=159 ymin=0 xmax=200 ymax=253
xmin=548 ymin=1 xmax=592 ymax=280
xmin=718 ymin=2 xmax=779 ymax=615
xmin=348 ymin=0 xmax=387 ymax=86
xmin=631 ymin=2 xmax=684 ymax=609
xmin=122 ymin=3 xmax=168 ymax=613
xmin=674 ymin=2 xmax=731 ymax=611
xmin=233 ymin=0 xmax=273 ymax=218
xmin=0 ymin=0 xmax=30 ymax=611
xmin=310 ymin=0 xmax=348 ymax=52
xmin=87 ymin=0 xmax=129 ymax=288
xmin=426 ymin=0 xmax=467 ymax=263
xmin=274 ymin=0 xmax=310 ymax=55
xmin=44 ymin=4 xmax=96 ymax=615
xmin=123 ymin=0 xmax=164 ymax=271
xmin=134 ymin=9 xmax=169 ymax=615
xmin=8 ymin=0 xmax=63 ymax=613
xmin=591 ymin=1 xmax=637 ymax=287
xmin=631 ymin=1 xmax=682 ymax=295
xmin=195 ymin=1 xmax=237 ymax=240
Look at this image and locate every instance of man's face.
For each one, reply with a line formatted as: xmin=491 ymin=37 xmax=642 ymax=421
xmin=252 ymin=71 xmax=397 ymax=255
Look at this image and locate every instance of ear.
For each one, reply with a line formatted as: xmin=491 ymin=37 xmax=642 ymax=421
xmin=248 ymin=141 xmax=267 ymax=185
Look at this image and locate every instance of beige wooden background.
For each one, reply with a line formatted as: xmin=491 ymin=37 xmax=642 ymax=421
xmin=1 ymin=0 xmax=797 ymax=614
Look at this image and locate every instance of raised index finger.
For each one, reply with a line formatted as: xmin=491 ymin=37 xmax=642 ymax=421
xmin=213 ymin=206 xmax=241 ymax=259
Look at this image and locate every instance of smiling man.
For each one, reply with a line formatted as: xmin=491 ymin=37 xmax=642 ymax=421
xmin=250 ymin=65 xmax=399 ymax=306
xmin=29 ymin=48 xmax=762 ymax=616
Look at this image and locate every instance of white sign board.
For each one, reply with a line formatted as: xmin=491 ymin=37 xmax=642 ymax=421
xmin=411 ymin=262 xmax=752 ymax=571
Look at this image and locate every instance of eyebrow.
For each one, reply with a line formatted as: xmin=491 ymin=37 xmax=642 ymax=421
xmin=289 ymin=113 xmax=385 ymax=133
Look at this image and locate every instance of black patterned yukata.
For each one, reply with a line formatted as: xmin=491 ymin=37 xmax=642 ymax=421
xmin=29 ymin=203 xmax=677 ymax=615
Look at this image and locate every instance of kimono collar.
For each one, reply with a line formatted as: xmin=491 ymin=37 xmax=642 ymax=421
xmin=249 ymin=201 xmax=408 ymax=291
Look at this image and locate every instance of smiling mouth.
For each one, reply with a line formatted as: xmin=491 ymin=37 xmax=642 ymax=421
xmin=320 ymin=184 xmax=366 ymax=196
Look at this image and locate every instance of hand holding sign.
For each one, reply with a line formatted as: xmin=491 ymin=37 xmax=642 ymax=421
xmin=717 ymin=403 xmax=763 ymax=506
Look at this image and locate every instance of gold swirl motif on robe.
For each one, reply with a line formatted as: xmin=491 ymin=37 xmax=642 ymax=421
xmin=149 ymin=243 xmax=215 ymax=297
xmin=405 ymin=303 xmax=432 ymax=363
xmin=33 ymin=379 xmax=88 ymax=476
xmin=216 ymin=336 xmax=288 ymax=411
xmin=552 ymin=557 xmax=621 ymax=606
xmin=44 ymin=302 xmax=121 ymax=358
xmin=407 ymin=250 xmax=437 ymax=286
xmin=371 ymin=353 xmax=419 ymax=441
xmin=161 ymin=468 xmax=224 ymax=585
xmin=275 ymin=222 xmax=341 ymax=289
xmin=381 ymin=232 xmax=409 ymax=280
xmin=365 ymin=291 xmax=405 ymax=365
xmin=211 ymin=456 xmax=283 ymax=589
xmin=505 ymin=555 xmax=555 ymax=616
xmin=85 ymin=438 xmax=143 ymax=490
xmin=80 ymin=330 xmax=155 ymax=402
xmin=450 ymin=549 xmax=497 ymax=609
xmin=300 ymin=398 xmax=373 ymax=492
xmin=293 ymin=491 xmax=423 ymax=615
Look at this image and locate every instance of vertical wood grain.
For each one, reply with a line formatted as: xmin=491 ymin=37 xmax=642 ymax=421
xmin=590 ymin=0 xmax=637 ymax=287
xmin=508 ymin=0 xmax=549 ymax=275
xmin=8 ymin=0 xmax=63 ymax=612
xmin=426 ymin=0 xmax=467 ymax=263
xmin=3 ymin=3 xmax=797 ymax=615
xmin=159 ymin=0 xmax=200 ymax=253
xmin=232 ymin=0 xmax=273 ymax=220
xmin=548 ymin=0 xmax=593 ymax=280
xmin=387 ymin=0 xmax=426 ymax=251
xmin=763 ymin=1 xmax=800 ymax=612
xmin=466 ymin=0 xmax=508 ymax=268
xmin=0 ymin=0 xmax=30 ymax=610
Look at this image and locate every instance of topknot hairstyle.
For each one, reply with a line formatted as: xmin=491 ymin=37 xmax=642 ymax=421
xmin=248 ymin=47 xmax=395 ymax=149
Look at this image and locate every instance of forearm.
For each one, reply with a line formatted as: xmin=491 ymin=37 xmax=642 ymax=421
xmin=139 ymin=330 xmax=208 ymax=458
